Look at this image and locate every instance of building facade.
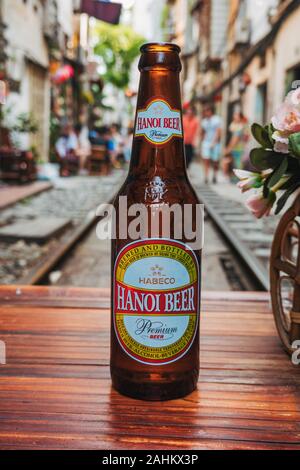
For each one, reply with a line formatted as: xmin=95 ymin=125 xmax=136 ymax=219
xmin=1 ymin=0 xmax=82 ymax=161
xmin=103 ymin=0 xmax=165 ymax=128
xmin=221 ymin=0 xmax=300 ymax=145
xmin=3 ymin=0 xmax=52 ymax=158
xmin=163 ymin=0 xmax=230 ymax=106
xmin=129 ymin=0 xmax=165 ymax=92
xmin=168 ymin=0 xmax=300 ymax=152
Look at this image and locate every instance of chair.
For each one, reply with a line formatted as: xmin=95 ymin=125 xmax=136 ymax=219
xmin=57 ymin=152 xmax=80 ymax=177
xmin=0 ymin=150 xmax=37 ymax=183
xmin=87 ymin=145 xmax=110 ymax=176
xmin=0 ymin=127 xmax=11 ymax=147
xmin=0 ymin=128 xmax=37 ymax=183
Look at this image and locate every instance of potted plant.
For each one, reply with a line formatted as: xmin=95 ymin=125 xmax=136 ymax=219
xmin=0 ymin=111 xmax=39 ymax=183
xmin=235 ymin=87 xmax=300 ymax=354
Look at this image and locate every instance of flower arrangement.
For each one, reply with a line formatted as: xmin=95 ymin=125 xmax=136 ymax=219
xmin=235 ymin=87 xmax=300 ymax=218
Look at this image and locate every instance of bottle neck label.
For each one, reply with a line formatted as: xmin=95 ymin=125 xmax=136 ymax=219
xmin=113 ymin=239 xmax=200 ymax=366
xmin=135 ymin=98 xmax=183 ymax=146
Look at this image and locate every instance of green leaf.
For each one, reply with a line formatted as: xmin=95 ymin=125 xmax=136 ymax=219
xmin=263 ymin=172 xmax=272 ymax=198
xmin=93 ymin=22 xmax=145 ymax=90
xmin=279 ymin=174 xmax=299 ymax=191
xmin=287 ymin=155 xmax=300 ymax=173
xmin=266 ymin=124 xmax=275 ymax=147
xmin=250 ymin=148 xmax=283 ymax=171
xmin=267 ymin=157 xmax=288 ymax=189
xmin=275 ymin=182 xmax=300 ymax=215
xmin=251 ymin=123 xmax=273 ymax=149
xmin=289 ymin=132 xmax=300 ymax=158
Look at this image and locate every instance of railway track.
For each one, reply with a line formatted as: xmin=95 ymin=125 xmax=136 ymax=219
xmin=0 ymin=172 xmax=126 ymax=286
xmin=52 ymin=184 xmax=270 ymax=292
xmin=0 ymin=173 xmax=277 ymax=291
xmin=195 ymin=185 xmax=279 ymax=291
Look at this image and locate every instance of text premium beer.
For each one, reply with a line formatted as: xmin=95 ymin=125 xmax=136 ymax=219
xmin=111 ymin=43 xmax=202 ymax=400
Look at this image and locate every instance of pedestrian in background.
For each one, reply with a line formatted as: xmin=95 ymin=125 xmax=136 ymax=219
xmin=55 ymin=124 xmax=80 ymax=177
xmin=183 ymin=104 xmax=199 ymax=168
xmin=103 ymin=126 xmax=120 ymax=169
xmin=110 ymin=124 xmax=123 ymax=168
xmin=123 ymin=127 xmax=134 ymax=164
xmin=55 ymin=124 xmax=78 ymax=160
xmin=201 ymin=105 xmax=222 ymax=185
xmin=74 ymin=124 xmax=91 ymax=173
xmin=89 ymin=127 xmax=105 ymax=146
xmin=225 ymin=110 xmax=249 ymax=170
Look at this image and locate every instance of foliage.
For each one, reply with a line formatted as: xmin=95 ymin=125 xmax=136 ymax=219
xmin=248 ymin=123 xmax=300 ymax=215
xmin=161 ymin=4 xmax=171 ymax=32
xmin=49 ymin=114 xmax=61 ymax=162
xmin=235 ymin=87 xmax=300 ymax=217
xmin=29 ymin=145 xmax=40 ymax=163
xmin=0 ymin=107 xmax=38 ymax=135
xmin=93 ymin=22 xmax=145 ymax=90
xmin=11 ymin=112 xmax=38 ymax=134
xmin=0 ymin=104 xmax=12 ymax=127
xmin=86 ymin=83 xmax=113 ymax=111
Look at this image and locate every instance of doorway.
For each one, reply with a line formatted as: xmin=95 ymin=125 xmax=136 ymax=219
xmin=27 ymin=61 xmax=48 ymax=160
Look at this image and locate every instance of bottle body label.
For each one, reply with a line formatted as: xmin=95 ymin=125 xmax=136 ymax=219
xmin=113 ymin=239 xmax=200 ymax=366
xmin=135 ymin=98 xmax=183 ymax=146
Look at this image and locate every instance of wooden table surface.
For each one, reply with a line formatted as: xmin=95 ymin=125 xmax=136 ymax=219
xmin=0 ymin=286 xmax=299 ymax=450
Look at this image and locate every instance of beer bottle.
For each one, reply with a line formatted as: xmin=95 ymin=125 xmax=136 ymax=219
xmin=111 ymin=43 xmax=201 ymax=401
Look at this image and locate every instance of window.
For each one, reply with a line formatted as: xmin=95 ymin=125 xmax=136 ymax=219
xmin=255 ymin=83 xmax=268 ymax=125
xmin=285 ymin=65 xmax=300 ymax=96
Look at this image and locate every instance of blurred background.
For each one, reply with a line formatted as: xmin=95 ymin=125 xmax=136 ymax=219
xmin=0 ymin=0 xmax=299 ymax=291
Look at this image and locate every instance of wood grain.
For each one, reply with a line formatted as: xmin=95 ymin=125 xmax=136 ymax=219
xmin=0 ymin=286 xmax=299 ymax=450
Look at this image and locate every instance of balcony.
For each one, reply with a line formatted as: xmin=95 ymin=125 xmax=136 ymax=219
xmin=43 ymin=0 xmax=59 ymax=44
xmin=229 ymin=17 xmax=251 ymax=52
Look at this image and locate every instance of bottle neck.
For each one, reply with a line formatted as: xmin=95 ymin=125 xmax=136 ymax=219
xmin=129 ymin=69 xmax=186 ymax=178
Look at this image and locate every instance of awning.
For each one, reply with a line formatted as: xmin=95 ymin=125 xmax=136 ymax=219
xmin=80 ymin=0 xmax=122 ymax=25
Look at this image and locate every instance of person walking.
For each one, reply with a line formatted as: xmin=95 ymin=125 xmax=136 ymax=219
xmin=55 ymin=124 xmax=80 ymax=177
xmin=110 ymin=124 xmax=123 ymax=168
xmin=123 ymin=127 xmax=134 ymax=164
xmin=225 ymin=110 xmax=249 ymax=170
xmin=183 ymin=105 xmax=199 ymax=168
xmin=201 ymin=105 xmax=222 ymax=184
xmin=74 ymin=124 xmax=91 ymax=173
xmin=55 ymin=124 xmax=78 ymax=160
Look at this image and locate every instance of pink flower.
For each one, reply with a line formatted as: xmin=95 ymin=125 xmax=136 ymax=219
xmin=246 ymin=191 xmax=276 ymax=219
xmin=233 ymin=169 xmax=263 ymax=192
xmin=272 ymin=103 xmax=300 ymax=135
xmin=285 ymin=88 xmax=300 ymax=109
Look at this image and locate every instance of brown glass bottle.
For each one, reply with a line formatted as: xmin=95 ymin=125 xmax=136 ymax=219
xmin=111 ymin=43 xmax=201 ymax=401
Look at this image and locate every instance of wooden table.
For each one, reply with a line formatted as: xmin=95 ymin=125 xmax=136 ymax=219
xmin=0 ymin=286 xmax=299 ymax=450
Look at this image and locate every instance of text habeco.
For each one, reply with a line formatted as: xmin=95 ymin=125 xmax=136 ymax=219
xmin=116 ymin=282 xmax=197 ymax=314
xmin=136 ymin=117 xmax=181 ymax=131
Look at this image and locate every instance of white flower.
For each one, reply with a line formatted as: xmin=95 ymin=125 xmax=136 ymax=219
xmin=286 ymin=88 xmax=300 ymax=109
xmin=272 ymin=131 xmax=289 ymax=154
xmin=233 ymin=169 xmax=263 ymax=192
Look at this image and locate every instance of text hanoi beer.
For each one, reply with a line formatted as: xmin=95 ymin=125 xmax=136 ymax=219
xmin=111 ymin=43 xmax=202 ymax=401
